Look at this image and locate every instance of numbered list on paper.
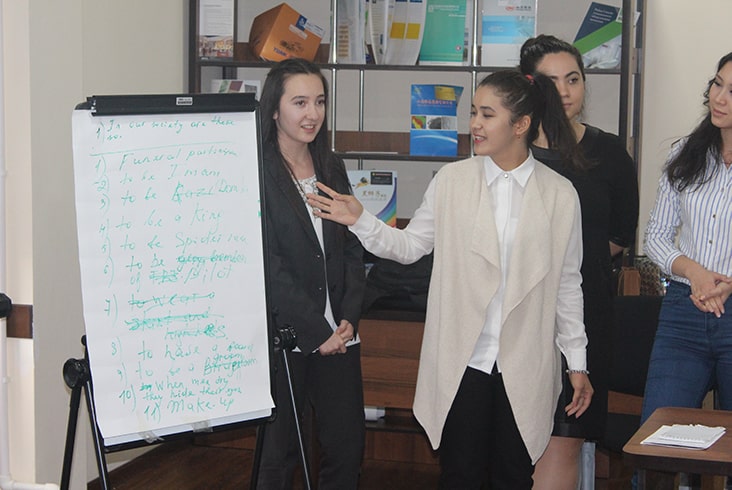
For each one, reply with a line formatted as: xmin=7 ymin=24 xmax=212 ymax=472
xmin=71 ymin=110 xmax=273 ymax=441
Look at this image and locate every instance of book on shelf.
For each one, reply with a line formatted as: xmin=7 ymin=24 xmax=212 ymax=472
xmin=347 ymin=170 xmax=398 ymax=226
xmin=337 ymin=0 xmax=369 ymax=63
xmin=367 ymin=0 xmax=393 ymax=63
xmin=197 ymin=0 xmax=235 ymax=59
xmin=572 ymin=2 xmax=625 ymax=70
xmin=480 ymin=0 xmax=536 ymax=67
xmin=410 ymin=84 xmax=463 ymax=157
xmin=382 ymin=0 xmax=426 ymax=65
xmin=210 ymin=79 xmax=261 ymax=98
xmin=418 ymin=0 xmax=470 ymax=65
xmin=640 ymin=424 xmax=726 ymax=450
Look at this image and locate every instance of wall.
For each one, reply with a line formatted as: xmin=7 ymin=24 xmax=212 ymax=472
xmin=24 ymin=1 xmax=186 ymax=487
xmin=4 ymin=0 xmax=32 ymax=304
xmin=3 ymin=0 xmax=35 ymax=483
xmin=637 ymin=0 xmax=731 ymax=250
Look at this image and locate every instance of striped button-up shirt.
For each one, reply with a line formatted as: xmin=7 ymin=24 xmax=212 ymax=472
xmin=644 ymin=143 xmax=732 ymax=284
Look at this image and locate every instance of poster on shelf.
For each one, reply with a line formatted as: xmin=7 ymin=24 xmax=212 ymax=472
xmin=198 ymin=0 xmax=235 ymax=59
xmin=347 ymin=170 xmax=397 ymax=227
xmin=480 ymin=0 xmax=536 ymax=67
xmin=572 ymin=2 xmax=624 ymax=70
xmin=418 ymin=0 xmax=469 ymax=65
xmin=410 ymin=84 xmax=463 ymax=157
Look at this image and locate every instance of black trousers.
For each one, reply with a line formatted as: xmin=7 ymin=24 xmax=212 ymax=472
xmin=439 ymin=367 xmax=534 ymax=490
xmin=256 ymin=344 xmax=365 ymax=490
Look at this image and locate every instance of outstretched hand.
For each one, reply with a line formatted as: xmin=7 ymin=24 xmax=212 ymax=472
xmin=306 ymin=182 xmax=364 ymax=226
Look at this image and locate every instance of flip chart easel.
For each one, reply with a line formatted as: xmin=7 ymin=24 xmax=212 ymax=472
xmin=62 ymin=93 xmax=276 ymax=489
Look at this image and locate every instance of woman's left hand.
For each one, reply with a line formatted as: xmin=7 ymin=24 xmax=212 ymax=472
xmin=335 ymin=320 xmax=355 ymax=345
xmin=565 ymin=372 xmax=594 ymax=418
xmin=317 ymin=320 xmax=354 ymax=356
xmin=307 ymin=182 xmax=364 ymax=226
xmin=694 ymin=280 xmax=732 ymax=318
xmin=318 ymin=332 xmax=347 ymax=355
xmin=677 ymin=258 xmax=732 ymax=317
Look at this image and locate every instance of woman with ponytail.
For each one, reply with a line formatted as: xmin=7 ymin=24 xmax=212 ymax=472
xmin=307 ymin=69 xmax=593 ymax=489
xmin=520 ymin=34 xmax=640 ymax=489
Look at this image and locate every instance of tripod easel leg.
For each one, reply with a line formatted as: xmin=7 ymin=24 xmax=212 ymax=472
xmin=251 ymin=328 xmax=312 ymax=490
xmin=84 ymin=369 xmax=110 ymax=488
xmin=60 ymin=337 xmax=110 ymax=490
xmin=60 ymin=376 xmax=82 ymax=490
xmin=281 ymin=348 xmax=312 ymax=490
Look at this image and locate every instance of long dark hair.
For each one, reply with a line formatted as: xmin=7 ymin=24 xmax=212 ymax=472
xmin=259 ymin=58 xmax=343 ymax=186
xmin=519 ymin=34 xmax=586 ymax=81
xmin=478 ymin=70 xmax=584 ymax=170
xmin=666 ymin=51 xmax=732 ymax=191
xmin=518 ymin=34 xmax=589 ymax=172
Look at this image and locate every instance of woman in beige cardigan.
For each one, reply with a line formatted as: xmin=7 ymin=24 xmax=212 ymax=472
xmin=308 ymin=70 xmax=593 ymax=489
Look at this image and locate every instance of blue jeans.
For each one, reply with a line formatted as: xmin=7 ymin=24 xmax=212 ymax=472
xmin=641 ymin=281 xmax=732 ymax=425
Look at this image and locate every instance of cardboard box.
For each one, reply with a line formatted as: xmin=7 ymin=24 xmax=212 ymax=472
xmin=248 ymin=3 xmax=324 ymax=62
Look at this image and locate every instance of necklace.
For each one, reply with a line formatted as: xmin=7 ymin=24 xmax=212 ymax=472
xmin=292 ymin=174 xmax=317 ymax=200
xmin=292 ymin=174 xmax=320 ymax=219
xmin=279 ymin=151 xmax=319 ymax=212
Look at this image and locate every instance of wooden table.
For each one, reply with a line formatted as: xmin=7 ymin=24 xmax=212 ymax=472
xmin=623 ymin=407 xmax=732 ymax=489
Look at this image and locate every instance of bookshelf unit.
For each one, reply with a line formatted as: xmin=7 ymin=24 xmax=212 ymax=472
xmin=188 ymin=0 xmax=645 ymax=469
xmin=188 ymin=0 xmax=644 ymax=209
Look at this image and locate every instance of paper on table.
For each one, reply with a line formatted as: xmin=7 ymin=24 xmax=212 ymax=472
xmin=640 ymin=424 xmax=726 ymax=450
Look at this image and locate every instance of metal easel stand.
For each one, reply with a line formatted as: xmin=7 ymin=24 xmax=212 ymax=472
xmin=59 ymin=336 xmax=110 ymax=490
xmin=250 ymin=326 xmax=312 ymax=490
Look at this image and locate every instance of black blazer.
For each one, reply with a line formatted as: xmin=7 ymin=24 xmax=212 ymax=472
xmin=263 ymin=145 xmax=365 ymax=355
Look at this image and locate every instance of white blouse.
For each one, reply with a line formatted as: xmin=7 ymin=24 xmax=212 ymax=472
xmin=350 ymin=155 xmax=586 ymax=373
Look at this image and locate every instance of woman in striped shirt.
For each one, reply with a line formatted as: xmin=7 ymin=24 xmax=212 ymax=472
xmin=642 ymin=51 xmax=732 ymax=424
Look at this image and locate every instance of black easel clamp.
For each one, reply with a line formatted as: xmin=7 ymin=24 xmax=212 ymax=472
xmin=62 ymin=358 xmax=89 ymax=389
xmin=274 ymin=325 xmax=297 ymax=352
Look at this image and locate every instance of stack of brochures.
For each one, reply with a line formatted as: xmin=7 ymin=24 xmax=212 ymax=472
xmin=338 ymin=0 xmax=473 ymax=66
xmin=640 ymin=424 xmax=726 ymax=450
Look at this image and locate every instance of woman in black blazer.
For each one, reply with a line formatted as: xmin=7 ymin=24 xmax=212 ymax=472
xmin=255 ymin=58 xmax=366 ymax=490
